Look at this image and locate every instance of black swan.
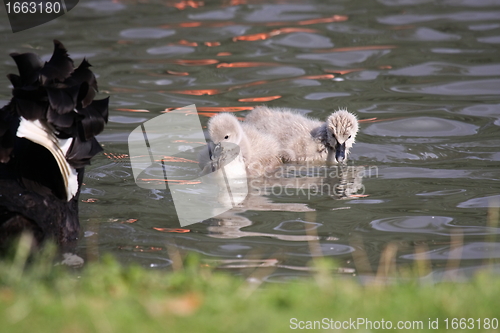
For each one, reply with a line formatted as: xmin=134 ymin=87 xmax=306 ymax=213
xmin=0 ymin=40 xmax=108 ymax=248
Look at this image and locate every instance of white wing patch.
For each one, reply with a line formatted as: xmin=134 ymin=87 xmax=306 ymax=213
xmin=16 ymin=117 xmax=78 ymax=201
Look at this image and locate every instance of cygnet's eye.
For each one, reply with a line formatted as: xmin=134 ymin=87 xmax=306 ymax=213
xmin=224 ymin=135 xmax=229 ymax=139
xmin=348 ymin=135 xmax=352 ymax=139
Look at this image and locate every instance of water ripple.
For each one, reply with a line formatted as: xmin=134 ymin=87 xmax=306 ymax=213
xmin=370 ymin=215 xmax=499 ymax=236
xmin=371 ymin=216 xmax=453 ymax=234
xmin=305 ymin=92 xmax=351 ymax=100
xmin=273 ymin=33 xmax=334 ymax=48
xmin=109 ymin=116 xmax=149 ymax=124
xmin=297 ymin=50 xmax=392 ymax=67
xmin=243 ymin=4 xmax=320 ymax=22
xmin=457 ymin=194 xmax=500 ymax=208
xmin=389 ymin=62 xmax=500 ymax=76
xmin=378 ymin=167 xmax=471 ymax=179
xmin=80 ymin=0 xmax=125 ymax=12
xmin=477 ymin=36 xmax=500 ymax=44
xmin=469 ymin=23 xmax=500 ymax=31
xmin=391 ymin=79 xmax=500 ymax=96
xmin=188 ymin=7 xmax=238 ymax=20
xmin=274 ymin=219 xmax=322 ymax=233
xmin=378 ymin=11 xmax=500 ymax=25
xmin=416 ymin=189 xmax=466 ymax=197
xmin=394 ymin=27 xmax=461 ymax=41
xmin=147 ymin=45 xmax=194 ymax=55
xmin=120 ymin=28 xmax=175 ymax=39
xmin=285 ymin=243 xmax=355 ymax=257
xmin=401 ymin=242 xmax=500 ymax=260
xmin=363 ymin=117 xmax=478 ymax=137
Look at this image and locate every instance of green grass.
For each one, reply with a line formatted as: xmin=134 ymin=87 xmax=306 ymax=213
xmin=1 ymin=239 xmax=500 ymax=333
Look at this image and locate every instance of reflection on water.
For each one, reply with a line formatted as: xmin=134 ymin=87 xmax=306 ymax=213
xmin=1 ymin=0 xmax=500 ymax=281
xmin=206 ymin=165 xmax=367 ymax=241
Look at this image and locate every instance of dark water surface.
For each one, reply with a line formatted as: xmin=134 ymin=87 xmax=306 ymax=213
xmin=1 ymin=0 xmax=500 ymax=281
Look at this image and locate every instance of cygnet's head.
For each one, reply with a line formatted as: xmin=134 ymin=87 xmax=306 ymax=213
xmin=207 ymin=113 xmax=245 ymax=145
xmin=325 ymin=110 xmax=358 ymax=163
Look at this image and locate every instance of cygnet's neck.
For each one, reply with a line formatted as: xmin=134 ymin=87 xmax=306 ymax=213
xmin=235 ymin=122 xmax=252 ymax=161
xmin=311 ymin=122 xmax=329 ymax=147
xmin=312 ymin=122 xmax=338 ymax=163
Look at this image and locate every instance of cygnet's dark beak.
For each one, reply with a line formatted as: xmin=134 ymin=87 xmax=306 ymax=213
xmin=207 ymin=142 xmax=222 ymax=172
xmin=335 ymin=142 xmax=346 ymax=163
xmin=198 ymin=142 xmax=223 ymax=176
xmin=206 ymin=142 xmax=241 ymax=172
